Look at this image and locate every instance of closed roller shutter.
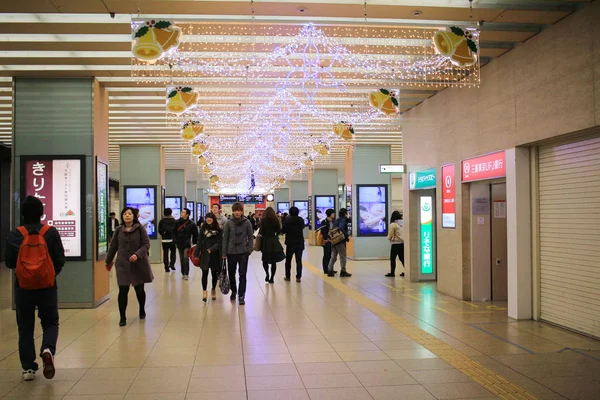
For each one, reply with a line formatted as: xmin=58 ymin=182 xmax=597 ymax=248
xmin=538 ymin=129 xmax=600 ymax=338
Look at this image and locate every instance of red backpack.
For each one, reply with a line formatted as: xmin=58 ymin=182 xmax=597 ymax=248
xmin=16 ymin=225 xmax=55 ymax=290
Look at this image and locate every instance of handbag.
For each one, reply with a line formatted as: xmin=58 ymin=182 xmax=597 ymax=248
xmin=219 ymin=259 xmax=230 ymax=295
xmin=188 ymin=245 xmax=201 ymax=267
xmin=253 ymin=229 xmax=262 ymax=252
xmin=329 ymin=227 xmax=346 ymax=245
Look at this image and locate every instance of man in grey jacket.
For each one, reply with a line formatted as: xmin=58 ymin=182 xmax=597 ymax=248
xmin=222 ymin=202 xmax=254 ymax=305
xmin=211 ymin=203 xmax=228 ymax=229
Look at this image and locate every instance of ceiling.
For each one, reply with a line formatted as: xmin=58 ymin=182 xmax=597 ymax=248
xmin=0 ymin=0 xmax=589 ymax=188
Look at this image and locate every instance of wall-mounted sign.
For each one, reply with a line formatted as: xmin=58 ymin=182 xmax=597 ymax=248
xmin=124 ymin=186 xmax=157 ymax=239
xmin=461 ymin=151 xmax=506 ymax=182
xmin=441 ymin=164 xmax=456 ymax=229
xmin=420 ymin=196 xmax=434 ymax=275
xmin=266 ymin=194 xmax=274 ymax=202
xmin=293 ymin=200 xmax=310 ymax=227
xmin=22 ymin=156 xmax=85 ymax=259
xmin=96 ymin=159 xmax=108 ymax=260
xmin=409 ymin=168 xmax=437 ymax=190
xmin=186 ymin=201 xmax=195 ymax=219
xmin=346 ymin=185 xmax=353 ymax=236
xmin=165 ymin=196 xmax=183 ymax=219
xmin=380 ymin=164 xmax=405 ymax=174
xmin=219 ymin=194 xmax=265 ymax=204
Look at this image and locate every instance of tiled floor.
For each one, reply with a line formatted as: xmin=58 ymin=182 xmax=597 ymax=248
xmin=0 ymin=245 xmax=599 ymax=400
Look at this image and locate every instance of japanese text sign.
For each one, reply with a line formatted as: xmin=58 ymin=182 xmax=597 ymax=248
xmin=461 ymin=151 xmax=506 ymax=182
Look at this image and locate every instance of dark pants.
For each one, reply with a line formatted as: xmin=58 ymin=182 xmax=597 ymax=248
xmin=390 ymin=243 xmax=405 ymax=274
xmin=322 ymin=243 xmax=332 ymax=273
xmin=162 ymin=242 xmax=176 ymax=271
xmin=178 ymin=246 xmax=190 ymax=276
xmin=118 ymin=284 xmax=146 ymax=320
xmin=262 ymin=261 xmax=276 ymax=280
xmin=285 ymin=246 xmax=304 ymax=279
xmin=227 ymin=253 xmax=249 ymax=297
xmin=15 ymin=286 xmax=59 ymax=371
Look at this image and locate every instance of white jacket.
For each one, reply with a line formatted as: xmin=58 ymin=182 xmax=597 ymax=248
xmin=387 ymin=220 xmax=404 ymax=244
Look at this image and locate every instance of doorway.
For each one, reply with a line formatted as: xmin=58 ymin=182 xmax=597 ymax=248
xmin=470 ymin=182 xmax=507 ymax=301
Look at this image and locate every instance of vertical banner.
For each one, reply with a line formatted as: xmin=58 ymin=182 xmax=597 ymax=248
xmin=23 ymin=157 xmax=83 ymax=258
xmin=441 ymin=164 xmax=456 ymax=228
xmin=420 ymin=196 xmax=434 ymax=275
xmin=307 ymin=196 xmax=313 ymax=229
xmin=345 ymin=184 xmax=353 ymax=236
xmin=96 ymin=160 xmax=108 ymax=260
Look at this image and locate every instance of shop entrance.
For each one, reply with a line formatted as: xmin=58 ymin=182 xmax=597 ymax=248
xmin=470 ymin=182 xmax=507 ymax=301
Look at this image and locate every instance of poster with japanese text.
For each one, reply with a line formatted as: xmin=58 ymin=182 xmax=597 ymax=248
xmin=24 ymin=158 xmax=83 ymax=258
xmin=96 ymin=160 xmax=108 ymax=260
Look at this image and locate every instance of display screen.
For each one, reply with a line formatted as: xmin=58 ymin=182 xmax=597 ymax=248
xmin=96 ymin=160 xmax=108 ymax=260
xmin=219 ymin=195 xmax=237 ymax=204
xmin=22 ymin=157 xmax=85 ymax=259
xmin=277 ymin=202 xmax=290 ymax=215
xmin=124 ymin=186 xmax=157 ymax=239
xmin=293 ymin=200 xmax=310 ymax=227
xmin=197 ymin=202 xmax=203 ymax=220
xmin=357 ymin=185 xmax=388 ymax=236
xmin=186 ymin=201 xmax=195 ymax=219
xmin=204 ymin=204 xmax=207 ymax=215
xmin=165 ymin=196 xmax=182 ymax=219
xmin=237 ymin=194 xmax=264 ymax=204
xmin=315 ymin=195 xmax=335 ymax=225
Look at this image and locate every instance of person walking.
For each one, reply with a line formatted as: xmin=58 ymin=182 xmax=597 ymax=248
xmin=259 ymin=207 xmax=285 ymax=284
xmin=174 ymin=208 xmax=199 ymax=281
xmin=194 ymin=213 xmax=222 ymax=302
xmin=158 ymin=208 xmax=177 ymax=272
xmin=386 ymin=211 xmax=405 ymax=277
xmin=108 ymin=212 xmax=119 ymax=243
xmin=282 ymin=206 xmax=306 ymax=282
xmin=4 ymin=196 xmax=65 ymax=382
xmin=212 ymin=203 xmax=228 ymax=229
xmin=327 ymin=208 xmax=352 ymax=278
xmin=105 ymin=207 xmax=154 ymax=327
xmin=319 ymin=208 xmax=337 ymax=275
xmin=222 ymin=202 xmax=254 ymax=305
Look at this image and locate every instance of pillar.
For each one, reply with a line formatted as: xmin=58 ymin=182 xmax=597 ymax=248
xmin=308 ymin=169 xmax=338 ymax=245
xmin=289 ymin=181 xmax=309 ymax=239
xmin=13 ymin=78 xmax=109 ymax=307
xmin=119 ymin=145 xmax=165 ymax=264
xmin=346 ymin=145 xmax=392 ymax=260
xmin=506 ymin=147 xmax=532 ymax=320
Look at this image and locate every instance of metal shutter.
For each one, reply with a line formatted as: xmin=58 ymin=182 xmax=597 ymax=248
xmin=538 ymin=129 xmax=600 ymax=338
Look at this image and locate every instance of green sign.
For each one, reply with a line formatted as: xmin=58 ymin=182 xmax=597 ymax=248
xmin=420 ymin=196 xmax=434 ymax=275
xmin=409 ymin=168 xmax=437 ymax=190
xmin=96 ymin=160 xmax=108 ymax=260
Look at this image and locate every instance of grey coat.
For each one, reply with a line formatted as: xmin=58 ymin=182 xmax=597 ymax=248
xmin=222 ymin=216 xmax=254 ymax=256
xmin=106 ymin=223 xmax=154 ymax=286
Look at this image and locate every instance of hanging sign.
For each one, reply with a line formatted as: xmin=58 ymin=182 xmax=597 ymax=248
xmin=409 ymin=168 xmax=436 ymax=190
xmin=420 ymin=196 xmax=434 ymax=275
xmin=23 ymin=157 xmax=84 ymax=259
xmin=441 ymin=164 xmax=456 ymax=229
xmin=380 ymin=164 xmax=405 ymax=174
xmin=461 ymin=151 xmax=506 ymax=182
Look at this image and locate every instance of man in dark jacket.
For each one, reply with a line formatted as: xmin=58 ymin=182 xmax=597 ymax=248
xmin=108 ymin=212 xmax=119 ymax=243
xmin=174 ymin=208 xmax=198 ymax=280
xmin=319 ymin=208 xmax=338 ymax=275
xmin=222 ymin=202 xmax=254 ymax=305
xmin=327 ymin=208 xmax=352 ymax=278
xmin=158 ymin=208 xmax=177 ymax=272
xmin=282 ymin=206 xmax=306 ymax=282
xmin=5 ymin=196 xmax=65 ymax=382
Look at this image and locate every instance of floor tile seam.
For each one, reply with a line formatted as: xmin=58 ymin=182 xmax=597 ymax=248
xmin=247 ymin=259 xmax=375 ymax=398
xmin=301 ymin=260 xmax=541 ymax=400
xmin=189 ymin=292 xmax=211 ymax=389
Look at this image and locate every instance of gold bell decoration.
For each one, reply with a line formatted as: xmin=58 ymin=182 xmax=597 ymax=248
xmin=203 ymin=165 xmax=211 ymax=173
xmin=133 ymin=20 xmax=182 ymax=62
xmin=333 ymin=122 xmax=354 ymax=141
xmin=369 ymin=89 xmax=399 ymax=115
xmin=433 ymin=27 xmax=478 ymax=67
xmin=209 ymin=175 xmax=220 ymax=185
xmin=313 ymin=141 xmax=330 ymax=155
xmin=180 ymin=121 xmax=204 ymax=141
xmin=198 ymin=155 xmax=208 ymax=166
xmin=191 ymin=140 xmax=209 ymax=156
xmin=167 ymin=87 xmax=199 ymax=114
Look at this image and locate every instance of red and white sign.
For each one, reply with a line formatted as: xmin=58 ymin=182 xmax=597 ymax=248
xmin=441 ymin=164 xmax=456 ymax=228
xmin=24 ymin=159 xmax=82 ymax=258
xmin=461 ymin=151 xmax=506 ymax=182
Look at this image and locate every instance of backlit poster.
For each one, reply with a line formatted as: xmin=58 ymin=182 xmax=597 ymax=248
xmin=293 ymin=200 xmax=309 ymax=227
xmin=277 ymin=202 xmax=290 ymax=215
xmin=124 ymin=187 xmax=156 ymax=239
xmin=197 ymin=202 xmax=203 ymax=219
xmin=165 ymin=196 xmax=182 ymax=219
xmin=357 ymin=185 xmax=387 ymax=236
xmin=96 ymin=160 xmax=108 ymax=260
xmin=23 ymin=157 xmax=84 ymax=258
xmin=441 ymin=164 xmax=456 ymax=229
xmin=186 ymin=201 xmax=195 ymax=219
xmin=315 ymin=195 xmax=335 ymax=225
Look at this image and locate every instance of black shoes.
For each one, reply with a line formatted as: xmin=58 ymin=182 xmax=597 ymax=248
xmin=238 ymin=296 xmax=245 ymax=305
xmin=230 ymin=292 xmax=236 ymax=301
xmin=340 ymin=271 xmax=352 ymax=277
xmin=284 ymin=276 xmax=291 ymax=281
xmin=139 ymin=311 xmax=146 ymax=320
xmin=265 ymin=275 xmax=270 ymax=282
xmin=296 ymin=278 xmax=301 ymax=282
xmin=119 ymin=319 xmax=126 ymax=327
xmin=400 ymin=272 xmax=405 ymax=277
xmin=268 ymin=279 xmax=274 ymax=284
xmin=327 ymin=272 xmax=335 ymax=277
xmin=385 ymin=273 xmax=395 ymax=277
xmin=170 ymin=266 xmax=175 ymax=271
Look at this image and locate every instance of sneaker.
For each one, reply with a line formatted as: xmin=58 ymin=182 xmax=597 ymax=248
xmin=230 ymin=292 xmax=236 ymax=301
xmin=22 ymin=369 xmax=36 ymax=381
xmin=340 ymin=271 xmax=352 ymax=277
xmin=183 ymin=275 xmax=189 ymax=280
xmin=238 ymin=296 xmax=245 ymax=305
xmin=41 ymin=349 xmax=55 ymax=380
xmin=296 ymin=278 xmax=301 ymax=282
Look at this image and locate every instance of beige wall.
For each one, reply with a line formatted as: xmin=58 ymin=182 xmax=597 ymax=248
xmin=402 ymin=2 xmax=600 ymax=299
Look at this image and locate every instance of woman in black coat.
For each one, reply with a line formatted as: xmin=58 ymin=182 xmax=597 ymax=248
xmin=194 ymin=212 xmax=222 ymax=302
xmin=260 ymin=207 xmax=285 ymax=283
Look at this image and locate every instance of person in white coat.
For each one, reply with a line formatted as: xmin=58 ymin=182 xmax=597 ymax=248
xmin=386 ymin=211 xmax=405 ymax=277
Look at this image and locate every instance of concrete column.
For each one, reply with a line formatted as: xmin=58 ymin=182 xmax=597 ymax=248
xmin=166 ymin=169 xmax=186 ymax=196
xmin=506 ymin=147 xmax=532 ymax=320
xmin=13 ymin=78 xmax=109 ymax=307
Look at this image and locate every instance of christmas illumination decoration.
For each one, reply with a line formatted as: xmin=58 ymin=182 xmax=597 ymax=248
xmin=132 ymin=20 xmax=182 ymax=61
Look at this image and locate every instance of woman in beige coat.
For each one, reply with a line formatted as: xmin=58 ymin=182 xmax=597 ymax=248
xmin=386 ymin=211 xmax=405 ymax=277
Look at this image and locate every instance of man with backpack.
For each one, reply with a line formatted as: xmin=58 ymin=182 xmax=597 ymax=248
xmin=4 ymin=196 xmax=65 ymax=382
xmin=158 ymin=208 xmax=177 ymax=272
xmin=174 ymin=207 xmax=198 ymax=280
xmin=327 ymin=208 xmax=352 ymax=278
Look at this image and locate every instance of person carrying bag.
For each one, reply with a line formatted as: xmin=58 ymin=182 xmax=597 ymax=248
xmin=259 ymin=207 xmax=285 ymax=284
